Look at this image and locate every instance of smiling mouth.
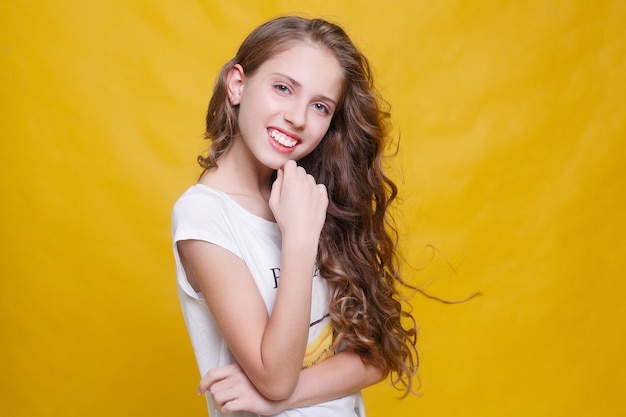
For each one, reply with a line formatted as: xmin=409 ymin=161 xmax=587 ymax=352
xmin=269 ymin=129 xmax=298 ymax=148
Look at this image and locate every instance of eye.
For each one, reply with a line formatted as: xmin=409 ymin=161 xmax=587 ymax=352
xmin=313 ymin=102 xmax=330 ymax=114
xmin=274 ymin=84 xmax=291 ymax=94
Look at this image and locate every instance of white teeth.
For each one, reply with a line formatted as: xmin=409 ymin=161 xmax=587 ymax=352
xmin=269 ymin=129 xmax=297 ymax=148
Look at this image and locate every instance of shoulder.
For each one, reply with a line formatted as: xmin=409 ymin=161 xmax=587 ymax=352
xmin=173 ymin=184 xmax=230 ymax=217
xmin=172 ymin=185 xmax=237 ymax=236
xmin=172 ymin=185 xmax=247 ymax=258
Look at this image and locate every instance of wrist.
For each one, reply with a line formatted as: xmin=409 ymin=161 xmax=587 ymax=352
xmin=281 ymin=234 xmax=319 ymax=261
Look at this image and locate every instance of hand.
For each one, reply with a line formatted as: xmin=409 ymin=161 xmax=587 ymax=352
xmin=269 ymin=160 xmax=328 ymax=245
xmin=199 ymin=363 xmax=284 ymax=416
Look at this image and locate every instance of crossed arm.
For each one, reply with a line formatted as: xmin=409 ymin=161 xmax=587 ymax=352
xmin=180 ymin=234 xmax=385 ymax=414
xmin=200 ymin=347 xmax=385 ymax=415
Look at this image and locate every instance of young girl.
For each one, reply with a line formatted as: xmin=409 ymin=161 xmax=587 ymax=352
xmin=172 ymin=16 xmax=417 ymax=416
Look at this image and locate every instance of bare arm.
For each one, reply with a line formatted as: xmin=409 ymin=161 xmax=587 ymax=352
xmin=200 ymin=348 xmax=385 ymax=415
xmin=179 ymin=161 xmax=329 ymax=400
xmin=282 ymin=348 xmax=385 ymax=408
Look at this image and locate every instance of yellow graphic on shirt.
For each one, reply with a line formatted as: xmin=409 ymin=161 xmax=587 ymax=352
xmin=302 ymin=321 xmax=334 ymax=369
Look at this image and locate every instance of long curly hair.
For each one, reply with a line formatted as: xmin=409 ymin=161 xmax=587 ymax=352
xmin=199 ymin=15 xmax=418 ymax=395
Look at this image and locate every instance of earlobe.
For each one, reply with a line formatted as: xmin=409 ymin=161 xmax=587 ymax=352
xmin=226 ymin=64 xmax=245 ymax=105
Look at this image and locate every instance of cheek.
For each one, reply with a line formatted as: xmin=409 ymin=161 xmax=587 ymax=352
xmin=312 ymin=118 xmax=333 ymax=141
xmin=236 ymin=97 xmax=262 ymax=129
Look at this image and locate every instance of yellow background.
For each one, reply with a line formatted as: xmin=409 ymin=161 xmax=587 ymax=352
xmin=1 ymin=1 xmax=624 ymax=416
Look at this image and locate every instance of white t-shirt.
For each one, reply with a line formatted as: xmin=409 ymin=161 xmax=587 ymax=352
xmin=172 ymin=184 xmax=365 ymax=417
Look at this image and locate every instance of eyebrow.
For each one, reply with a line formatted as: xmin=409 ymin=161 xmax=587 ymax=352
xmin=273 ymin=72 xmax=338 ymax=107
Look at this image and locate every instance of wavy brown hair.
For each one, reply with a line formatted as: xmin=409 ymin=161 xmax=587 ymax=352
xmin=199 ymin=16 xmax=418 ymax=395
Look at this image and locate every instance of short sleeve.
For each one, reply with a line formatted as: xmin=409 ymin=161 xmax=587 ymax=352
xmin=171 ymin=187 xmax=243 ymax=298
xmin=171 ymin=188 xmax=242 ymax=259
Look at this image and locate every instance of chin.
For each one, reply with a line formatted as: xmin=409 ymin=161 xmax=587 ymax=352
xmin=259 ymin=157 xmax=288 ymax=171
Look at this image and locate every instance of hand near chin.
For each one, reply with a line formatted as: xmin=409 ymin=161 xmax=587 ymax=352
xmin=198 ymin=363 xmax=283 ymax=416
xmin=270 ymin=160 xmax=329 ymax=244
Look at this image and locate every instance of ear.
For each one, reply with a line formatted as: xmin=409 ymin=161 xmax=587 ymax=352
xmin=226 ymin=64 xmax=245 ymax=105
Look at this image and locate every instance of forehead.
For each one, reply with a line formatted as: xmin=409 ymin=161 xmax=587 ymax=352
xmin=256 ymin=42 xmax=344 ymax=100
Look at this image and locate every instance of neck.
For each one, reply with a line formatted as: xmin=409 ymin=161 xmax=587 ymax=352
xmin=199 ymin=141 xmax=274 ymax=201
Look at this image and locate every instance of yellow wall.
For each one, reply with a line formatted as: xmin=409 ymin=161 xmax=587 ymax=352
xmin=1 ymin=1 xmax=624 ymax=416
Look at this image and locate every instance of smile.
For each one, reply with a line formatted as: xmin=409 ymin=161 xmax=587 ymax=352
xmin=269 ymin=129 xmax=298 ymax=148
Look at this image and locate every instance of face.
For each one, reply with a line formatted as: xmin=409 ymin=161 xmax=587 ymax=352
xmin=226 ymin=42 xmax=344 ymax=171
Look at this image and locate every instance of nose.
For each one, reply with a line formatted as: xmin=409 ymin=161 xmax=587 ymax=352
xmin=284 ymin=101 xmax=307 ymax=129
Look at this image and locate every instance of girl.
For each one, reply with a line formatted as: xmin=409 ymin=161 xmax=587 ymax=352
xmin=172 ymin=16 xmax=417 ymax=416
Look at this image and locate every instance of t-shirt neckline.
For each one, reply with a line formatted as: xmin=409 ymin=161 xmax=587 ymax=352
xmin=192 ymin=183 xmax=278 ymax=228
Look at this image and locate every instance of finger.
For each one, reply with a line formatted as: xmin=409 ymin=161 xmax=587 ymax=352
xmin=210 ymin=376 xmax=246 ymax=414
xmin=281 ymin=160 xmax=301 ymax=183
xmin=215 ymin=388 xmax=256 ymax=415
xmin=210 ymin=383 xmax=236 ymax=410
xmin=212 ymin=395 xmax=224 ymax=413
xmin=317 ymin=183 xmax=328 ymax=199
xmin=283 ymin=159 xmax=297 ymax=176
xmin=198 ymin=364 xmax=239 ymax=394
xmin=220 ymin=398 xmax=245 ymax=414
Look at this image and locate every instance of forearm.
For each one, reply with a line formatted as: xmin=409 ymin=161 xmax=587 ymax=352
xmin=179 ymin=239 xmax=316 ymax=400
xmin=200 ymin=349 xmax=385 ymax=416
xmin=277 ymin=348 xmax=385 ymax=409
xmin=257 ymin=242 xmax=316 ymax=397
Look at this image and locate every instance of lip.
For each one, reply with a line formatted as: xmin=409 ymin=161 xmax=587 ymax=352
xmin=267 ymin=127 xmax=301 ymax=154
